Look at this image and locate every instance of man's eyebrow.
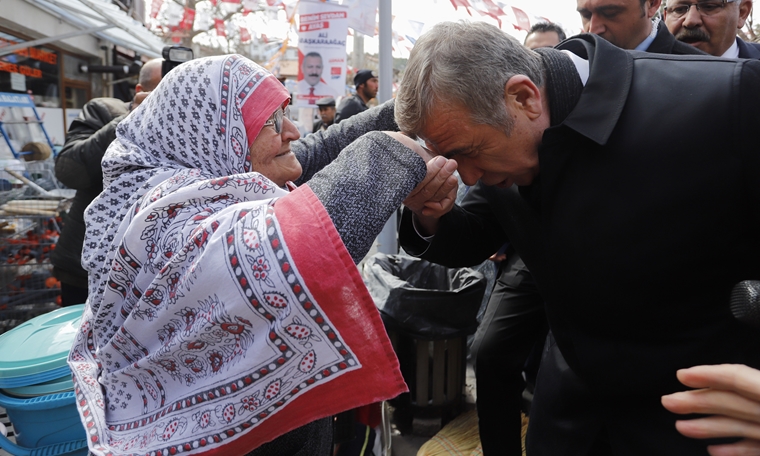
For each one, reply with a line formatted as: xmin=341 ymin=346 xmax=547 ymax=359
xmin=443 ymin=148 xmax=466 ymax=159
xmin=595 ymin=4 xmax=625 ymax=14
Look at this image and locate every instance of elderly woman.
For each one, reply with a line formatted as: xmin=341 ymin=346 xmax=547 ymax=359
xmin=68 ymin=54 xmax=439 ymax=455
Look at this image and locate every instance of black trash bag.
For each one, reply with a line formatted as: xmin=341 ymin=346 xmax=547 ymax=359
xmin=363 ymin=253 xmax=486 ymax=339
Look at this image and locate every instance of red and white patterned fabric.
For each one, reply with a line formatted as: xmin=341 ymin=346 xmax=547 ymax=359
xmin=69 ymin=54 xmax=406 ymax=455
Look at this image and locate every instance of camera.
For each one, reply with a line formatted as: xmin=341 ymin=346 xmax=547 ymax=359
xmin=161 ymin=45 xmax=194 ymax=77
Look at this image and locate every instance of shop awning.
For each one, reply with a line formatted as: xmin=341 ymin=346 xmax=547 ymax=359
xmin=20 ymin=0 xmax=165 ymax=58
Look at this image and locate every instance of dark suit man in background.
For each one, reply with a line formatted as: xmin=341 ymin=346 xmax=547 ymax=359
xmin=335 ymin=69 xmax=378 ymax=123
xmin=664 ymin=0 xmax=760 ymax=58
xmin=524 ymin=22 xmax=567 ymax=49
xmin=436 ymin=1 xmax=704 ymax=454
xmin=396 ymin=20 xmax=760 ymax=455
xmin=578 ymin=0 xmax=706 ymax=53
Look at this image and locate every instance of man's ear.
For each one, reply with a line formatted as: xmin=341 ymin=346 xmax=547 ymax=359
xmin=135 ymin=84 xmax=144 ymax=93
xmin=504 ymin=75 xmax=543 ymax=120
xmin=737 ymin=0 xmax=752 ymax=28
xmin=647 ymin=0 xmax=663 ymax=19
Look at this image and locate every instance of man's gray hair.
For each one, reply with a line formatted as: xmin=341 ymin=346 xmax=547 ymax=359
xmin=395 ymin=21 xmax=544 ymax=136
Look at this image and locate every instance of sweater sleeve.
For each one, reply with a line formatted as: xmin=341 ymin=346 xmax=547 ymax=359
xmin=305 ymin=131 xmax=426 ymax=263
xmin=292 ymin=99 xmax=399 ymax=185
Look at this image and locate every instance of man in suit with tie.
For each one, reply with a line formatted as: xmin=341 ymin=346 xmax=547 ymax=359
xmin=664 ymin=0 xmax=760 ymax=58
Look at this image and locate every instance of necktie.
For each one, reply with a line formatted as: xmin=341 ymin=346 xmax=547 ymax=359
xmin=309 ymin=87 xmax=315 ymax=104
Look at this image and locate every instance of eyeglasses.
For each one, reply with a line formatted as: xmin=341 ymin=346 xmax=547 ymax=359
xmin=665 ymin=0 xmax=737 ymax=18
xmin=263 ymin=106 xmax=291 ymax=134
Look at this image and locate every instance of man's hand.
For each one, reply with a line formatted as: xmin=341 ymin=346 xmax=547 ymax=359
xmin=381 ymin=132 xmax=458 ymax=236
xmin=661 ymin=364 xmax=760 ymax=456
xmin=403 ymin=155 xmax=458 ymax=236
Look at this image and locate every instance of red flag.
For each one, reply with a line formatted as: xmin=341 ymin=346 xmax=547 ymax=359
xmin=475 ymin=0 xmax=505 ymax=27
xmin=511 ymin=6 xmax=531 ymax=31
xmin=449 ymin=0 xmax=472 ymax=15
xmin=481 ymin=0 xmax=504 ymax=16
xmin=240 ymin=26 xmax=251 ymax=42
xmin=214 ymin=18 xmax=227 ymax=37
xmin=179 ymin=7 xmax=195 ymax=31
xmin=150 ymin=0 xmax=162 ymax=18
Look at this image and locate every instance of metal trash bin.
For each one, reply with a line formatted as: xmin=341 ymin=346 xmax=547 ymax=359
xmin=364 ymin=254 xmax=486 ymax=434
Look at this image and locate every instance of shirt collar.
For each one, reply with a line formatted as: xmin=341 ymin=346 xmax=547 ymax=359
xmin=635 ymin=18 xmax=659 ymax=51
xmin=721 ymin=38 xmax=740 ymax=58
xmin=561 ymin=50 xmax=589 ymax=86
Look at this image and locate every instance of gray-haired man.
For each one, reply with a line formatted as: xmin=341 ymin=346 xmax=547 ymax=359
xmin=396 ymin=20 xmax=760 ymax=455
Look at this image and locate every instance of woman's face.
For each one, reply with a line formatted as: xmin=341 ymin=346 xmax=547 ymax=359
xmin=249 ymin=105 xmax=302 ymax=187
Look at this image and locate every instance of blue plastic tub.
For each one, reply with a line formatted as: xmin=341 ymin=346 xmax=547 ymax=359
xmin=0 ymin=390 xmax=87 ymax=456
xmin=0 ymin=305 xmax=87 ymax=456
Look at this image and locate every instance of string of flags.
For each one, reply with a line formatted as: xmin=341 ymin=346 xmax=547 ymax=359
xmin=147 ymin=0 xmax=559 ymax=51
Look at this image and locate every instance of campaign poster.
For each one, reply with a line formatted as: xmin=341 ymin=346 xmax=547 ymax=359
xmin=295 ymin=1 xmax=348 ymax=108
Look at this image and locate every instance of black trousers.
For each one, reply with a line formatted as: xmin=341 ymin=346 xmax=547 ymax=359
xmin=470 ymin=253 xmax=547 ymax=456
xmin=246 ymin=417 xmax=333 ymax=456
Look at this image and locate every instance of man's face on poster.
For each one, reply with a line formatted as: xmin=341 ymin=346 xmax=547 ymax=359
xmin=302 ymin=55 xmax=323 ymax=87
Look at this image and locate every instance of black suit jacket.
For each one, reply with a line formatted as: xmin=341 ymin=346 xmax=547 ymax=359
xmin=400 ymin=35 xmax=760 ymax=398
xmin=738 ymin=37 xmax=760 ymax=59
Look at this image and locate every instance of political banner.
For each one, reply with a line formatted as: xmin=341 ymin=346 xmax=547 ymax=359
xmin=295 ymin=0 xmax=348 ymax=107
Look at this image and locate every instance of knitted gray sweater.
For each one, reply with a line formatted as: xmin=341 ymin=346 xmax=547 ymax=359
xmin=294 ymin=100 xmax=427 ymax=264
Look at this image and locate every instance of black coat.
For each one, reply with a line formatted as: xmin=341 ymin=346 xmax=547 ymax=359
xmin=335 ymin=94 xmax=367 ymax=123
xmin=51 ymin=98 xmax=129 ymax=288
xmin=538 ymin=35 xmax=760 ymax=392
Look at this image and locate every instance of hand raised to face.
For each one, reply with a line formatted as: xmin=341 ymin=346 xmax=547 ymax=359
xmin=381 ymin=131 xmax=460 ymax=236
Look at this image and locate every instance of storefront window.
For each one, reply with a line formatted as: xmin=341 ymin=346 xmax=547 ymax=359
xmin=64 ymin=86 xmax=88 ymax=110
xmin=0 ymin=31 xmax=60 ymax=108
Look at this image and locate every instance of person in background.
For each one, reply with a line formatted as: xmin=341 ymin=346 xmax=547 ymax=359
xmin=577 ymin=0 xmax=707 ymax=53
xmin=68 ymin=53 xmax=434 ymax=456
xmin=313 ymin=96 xmax=336 ymax=133
xmin=524 ymin=22 xmax=567 ymax=49
xmin=664 ymin=0 xmax=760 ymax=58
xmin=51 ymin=58 xmax=162 ymax=306
xmin=335 ymin=69 xmax=378 ymax=123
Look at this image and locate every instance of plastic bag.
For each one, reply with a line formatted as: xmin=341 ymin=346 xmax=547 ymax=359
xmin=363 ymin=253 xmax=486 ymax=339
